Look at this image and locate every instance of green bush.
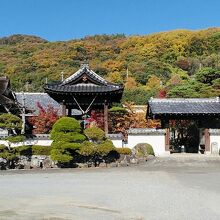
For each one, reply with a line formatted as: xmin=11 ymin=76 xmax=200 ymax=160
xmin=32 ymin=145 xmax=52 ymax=155
xmin=109 ymin=107 xmax=127 ymax=113
xmin=50 ymin=149 xmax=72 ymax=163
xmin=116 ymin=147 xmax=132 ymax=155
xmin=61 ymin=142 xmax=81 ymax=151
xmin=51 ymin=117 xmax=86 ymax=143
xmin=78 ymin=141 xmax=96 ymax=157
xmin=50 ymin=117 xmax=86 ymax=164
xmin=0 ymin=144 xmax=6 ymax=151
xmin=84 ymin=127 xmax=105 ymax=143
xmin=0 ymin=114 xmax=22 ymax=133
xmin=96 ymin=139 xmax=115 ymax=156
xmin=134 ymin=143 xmax=155 ymax=157
xmin=51 ymin=117 xmax=81 ymax=134
xmin=51 ymin=132 xmax=85 ymax=142
xmin=6 ymin=135 xmax=25 ymax=143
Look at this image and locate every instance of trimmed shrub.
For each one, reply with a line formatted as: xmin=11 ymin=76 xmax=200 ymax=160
xmin=6 ymin=135 xmax=25 ymax=143
xmin=51 ymin=117 xmax=81 ymax=133
xmin=109 ymin=107 xmax=127 ymax=113
xmin=50 ymin=149 xmax=72 ymax=163
xmin=0 ymin=144 xmax=5 ymax=151
xmin=51 ymin=132 xmax=86 ymax=143
xmin=134 ymin=143 xmax=155 ymax=157
xmin=116 ymin=147 xmax=132 ymax=155
xmin=61 ymin=142 xmax=82 ymax=151
xmin=50 ymin=117 xmax=86 ymax=164
xmin=78 ymin=141 xmax=96 ymax=157
xmin=96 ymin=139 xmax=115 ymax=156
xmin=84 ymin=127 xmax=105 ymax=143
xmin=32 ymin=145 xmax=52 ymax=155
xmin=0 ymin=113 xmax=22 ymax=134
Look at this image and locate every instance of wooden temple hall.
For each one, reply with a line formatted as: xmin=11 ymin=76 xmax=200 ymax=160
xmin=147 ymin=97 xmax=220 ymax=154
xmin=44 ymin=64 xmax=124 ymax=133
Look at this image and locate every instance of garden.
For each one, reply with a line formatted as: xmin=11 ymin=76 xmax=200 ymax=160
xmin=0 ymin=114 xmax=155 ymax=170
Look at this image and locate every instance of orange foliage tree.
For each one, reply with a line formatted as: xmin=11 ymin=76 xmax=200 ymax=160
xmin=109 ymin=102 xmax=160 ymax=135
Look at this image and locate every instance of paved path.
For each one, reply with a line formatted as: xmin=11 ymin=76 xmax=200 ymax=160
xmin=0 ymin=157 xmax=220 ymax=220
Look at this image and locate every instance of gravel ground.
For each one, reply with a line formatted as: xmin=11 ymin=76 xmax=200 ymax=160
xmin=1 ymin=156 xmax=220 ymax=220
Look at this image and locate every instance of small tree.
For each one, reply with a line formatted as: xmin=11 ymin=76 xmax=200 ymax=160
xmin=80 ymin=126 xmax=119 ymax=166
xmin=96 ymin=140 xmax=119 ymax=165
xmin=50 ymin=117 xmax=86 ymax=165
xmin=78 ymin=141 xmax=96 ymax=164
xmin=28 ymin=102 xmax=59 ymax=134
xmin=0 ymin=113 xmax=22 ymax=135
xmin=84 ymin=126 xmax=105 ymax=143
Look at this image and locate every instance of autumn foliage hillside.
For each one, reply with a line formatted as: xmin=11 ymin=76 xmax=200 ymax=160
xmin=0 ymin=29 xmax=219 ymax=104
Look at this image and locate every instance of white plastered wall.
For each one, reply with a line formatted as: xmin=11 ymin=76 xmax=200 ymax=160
xmin=0 ymin=139 xmax=53 ymax=147
xmin=210 ymin=134 xmax=220 ymax=153
xmin=127 ymin=134 xmax=166 ymax=156
xmin=111 ymin=139 xmax=123 ymax=148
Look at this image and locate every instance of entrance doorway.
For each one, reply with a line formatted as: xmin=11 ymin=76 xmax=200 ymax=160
xmin=170 ymin=120 xmax=200 ymax=153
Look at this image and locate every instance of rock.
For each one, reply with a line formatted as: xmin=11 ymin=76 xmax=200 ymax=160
xmin=130 ymin=158 xmax=138 ymax=164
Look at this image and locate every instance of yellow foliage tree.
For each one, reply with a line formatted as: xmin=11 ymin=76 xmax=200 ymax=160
xmin=145 ymin=75 xmax=161 ymax=91
xmin=124 ymin=77 xmax=137 ymax=89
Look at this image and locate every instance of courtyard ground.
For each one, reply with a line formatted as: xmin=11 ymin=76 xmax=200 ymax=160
xmin=0 ymin=155 xmax=220 ymax=220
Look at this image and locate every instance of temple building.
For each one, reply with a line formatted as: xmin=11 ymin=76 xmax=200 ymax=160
xmin=147 ymin=97 xmax=220 ymax=154
xmin=0 ymin=76 xmax=21 ymax=114
xmin=44 ymin=64 xmax=124 ymax=133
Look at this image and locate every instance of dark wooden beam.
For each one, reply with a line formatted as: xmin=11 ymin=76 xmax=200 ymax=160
xmin=104 ymin=102 xmax=109 ymax=135
xmin=165 ymin=128 xmax=170 ymax=151
xmin=62 ymin=100 xmax=66 ymax=116
xmin=67 ymin=108 xmax=71 ymax=116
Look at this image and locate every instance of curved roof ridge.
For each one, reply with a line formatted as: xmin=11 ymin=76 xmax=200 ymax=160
xmin=89 ymin=69 xmax=108 ymax=85
xmin=62 ymin=68 xmax=83 ymax=84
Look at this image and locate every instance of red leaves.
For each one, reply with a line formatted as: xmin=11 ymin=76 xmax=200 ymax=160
xmin=28 ymin=102 xmax=59 ymax=134
xmin=85 ymin=110 xmax=104 ymax=129
xmin=157 ymin=89 xmax=167 ymax=98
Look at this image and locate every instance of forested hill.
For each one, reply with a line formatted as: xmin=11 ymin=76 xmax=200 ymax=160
xmin=0 ymin=29 xmax=220 ymax=104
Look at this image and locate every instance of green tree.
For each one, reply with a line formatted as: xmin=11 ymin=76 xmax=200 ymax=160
xmin=195 ymin=67 xmax=220 ymax=85
xmin=84 ymin=127 xmax=105 ymax=143
xmin=0 ymin=114 xmax=22 ymax=135
xmin=50 ymin=117 xmax=86 ymax=165
xmin=168 ymin=80 xmax=218 ymax=98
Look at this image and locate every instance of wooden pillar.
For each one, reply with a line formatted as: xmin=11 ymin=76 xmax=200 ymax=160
xmin=62 ymin=100 xmax=66 ymax=116
xmin=104 ymin=102 xmax=109 ymax=135
xmin=204 ymin=128 xmax=210 ymax=152
xmin=165 ymin=128 xmax=170 ymax=151
xmin=68 ymin=108 xmax=71 ymax=116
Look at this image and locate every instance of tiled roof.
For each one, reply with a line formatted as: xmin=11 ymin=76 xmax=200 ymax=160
xmin=44 ymin=64 xmax=123 ymax=95
xmin=62 ymin=64 xmax=109 ymax=86
xmin=16 ymin=92 xmax=83 ymax=116
xmin=128 ymin=128 xmax=166 ymax=135
xmin=15 ymin=92 xmax=62 ymax=115
xmin=45 ymin=83 xmax=123 ymax=94
xmin=148 ymin=97 xmax=220 ymax=116
xmin=107 ymin=133 xmax=124 ymax=140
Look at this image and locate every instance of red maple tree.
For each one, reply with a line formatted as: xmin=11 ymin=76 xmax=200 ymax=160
xmin=28 ymin=102 xmax=59 ymax=134
xmin=85 ymin=110 xmax=104 ymax=129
